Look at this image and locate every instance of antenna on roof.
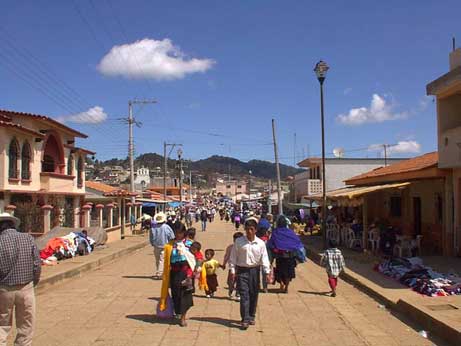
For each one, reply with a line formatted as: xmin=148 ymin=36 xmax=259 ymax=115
xmin=333 ymin=147 xmax=345 ymax=158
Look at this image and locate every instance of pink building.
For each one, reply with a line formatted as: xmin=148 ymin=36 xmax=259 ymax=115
xmin=215 ymin=180 xmax=247 ymax=197
xmin=0 ymin=109 xmax=94 ymax=235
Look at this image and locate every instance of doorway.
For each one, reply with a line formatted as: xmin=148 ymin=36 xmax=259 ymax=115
xmin=413 ymin=197 xmax=422 ymax=235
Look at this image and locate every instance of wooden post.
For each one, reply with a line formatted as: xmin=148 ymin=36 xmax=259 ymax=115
xmin=362 ymin=198 xmax=368 ymax=251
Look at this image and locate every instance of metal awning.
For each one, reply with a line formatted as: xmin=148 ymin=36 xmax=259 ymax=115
xmin=136 ymin=197 xmax=168 ymax=204
xmin=309 ymin=182 xmax=410 ymax=200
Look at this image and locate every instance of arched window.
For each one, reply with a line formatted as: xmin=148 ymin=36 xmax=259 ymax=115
xmin=77 ymin=156 xmax=83 ymax=188
xmin=67 ymin=154 xmax=74 ymax=176
xmin=21 ymin=141 xmax=32 ymax=180
xmin=8 ymin=138 xmax=19 ymax=179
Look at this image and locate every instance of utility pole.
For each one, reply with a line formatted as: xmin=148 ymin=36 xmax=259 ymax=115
xmin=178 ymin=148 xmax=183 ymax=205
xmin=189 ymin=171 xmax=193 ymax=202
xmin=293 ymin=132 xmax=297 ymax=203
xmin=163 ymin=142 xmax=182 ymax=204
xmin=268 ymin=179 xmax=272 ymax=214
xmin=272 ymin=119 xmax=283 ymax=215
xmin=383 ymin=144 xmax=389 ymax=166
xmin=124 ymin=99 xmax=156 ymax=199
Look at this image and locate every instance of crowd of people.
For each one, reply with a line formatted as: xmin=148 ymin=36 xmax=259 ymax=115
xmin=149 ymin=201 xmax=345 ymax=330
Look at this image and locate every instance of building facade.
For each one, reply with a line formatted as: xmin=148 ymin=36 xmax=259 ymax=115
xmin=294 ymin=157 xmax=404 ymax=202
xmin=215 ymin=180 xmax=247 ymax=197
xmin=427 ymin=47 xmax=461 ymax=256
xmin=0 ymin=109 xmax=93 ymax=234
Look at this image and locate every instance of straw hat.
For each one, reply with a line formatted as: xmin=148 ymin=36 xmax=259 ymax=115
xmin=154 ymin=212 xmax=167 ymax=224
xmin=0 ymin=212 xmax=20 ymax=228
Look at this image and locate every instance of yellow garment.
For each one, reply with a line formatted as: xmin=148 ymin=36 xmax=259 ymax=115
xmin=159 ymin=241 xmax=173 ymax=311
xmin=204 ymin=259 xmax=220 ymax=275
xmin=199 ymin=263 xmax=208 ymax=291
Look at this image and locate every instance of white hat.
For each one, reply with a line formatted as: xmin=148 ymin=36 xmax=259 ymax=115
xmin=154 ymin=212 xmax=167 ymax=224
xmin=0 ymin=212 xmax=20 ymax=228
xmin=244 ymin=216 xmax=259 ymax=225
xmin=170 ymin=211 xmax=176 ymax=217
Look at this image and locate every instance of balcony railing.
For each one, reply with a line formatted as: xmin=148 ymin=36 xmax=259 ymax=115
xmin=40 ymin=172 xmax=75 ymax=192
xmin=308 ymin=179 xmax=322 ymax=195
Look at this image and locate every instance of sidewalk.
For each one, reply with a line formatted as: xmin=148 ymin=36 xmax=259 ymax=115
xmin=303 ymin=235 xmax=461 ymax=346
xmin=36 ymin=234 xmax=149 ymax=294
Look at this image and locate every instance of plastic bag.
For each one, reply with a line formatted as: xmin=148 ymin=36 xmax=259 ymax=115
xmin=156 ymin=294 xmax=174 ymax=319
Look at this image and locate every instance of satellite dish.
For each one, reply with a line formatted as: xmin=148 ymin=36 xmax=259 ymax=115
xmin=333 ymin=147 xmax=345 ymax=158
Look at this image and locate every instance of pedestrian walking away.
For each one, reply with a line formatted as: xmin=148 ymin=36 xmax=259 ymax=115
xmin=320 ymin=239 xmax=346 ymax=297
xmin=0 ymin=212 xmax=41 ymax=346
xmin=200 ymin=209 xmax=208 ymax=232
xmin=229 ymin=217 xmax=271 ymax=330
xmin=149 ymin=212 xmax=175 ymax=279
xmin=267 ymin=215 xmax=306 ymax=294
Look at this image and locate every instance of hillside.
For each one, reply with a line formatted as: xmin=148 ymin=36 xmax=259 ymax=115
xmin=94 ymin=153 xmax=303 ymax=179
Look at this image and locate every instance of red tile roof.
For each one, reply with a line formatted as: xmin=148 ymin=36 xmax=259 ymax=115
xmin=0 ymin=119 xmax=45 ymax=137
xmin=86 ymin=181 xmax=137 ymax=197
xmin=345 ymin=152 xmax=439 ymax=184
xmin=86 ymin=181 xmax=118 ymax=193
xmin=0 ymin=109 xmax=88 ymax=138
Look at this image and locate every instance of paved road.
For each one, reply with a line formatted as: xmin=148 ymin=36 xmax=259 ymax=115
xmin=24 ymin=219 xmax=446 ymax=346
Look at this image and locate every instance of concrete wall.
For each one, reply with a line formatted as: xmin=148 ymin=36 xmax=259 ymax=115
xmin=324 ymin=160 xmax=395 ymax=191
xmin=437 ymin=94 xmax=461 ymax=168
xmin=365 ymin=179 xmax=446 ymax=254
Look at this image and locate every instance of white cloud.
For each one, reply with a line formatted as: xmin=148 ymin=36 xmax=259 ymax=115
xmin=187 ymin=102 xmax=201 ymax=110
xmin=343 ymin=87 xmax=352 ymax=95
xmin=97 ymin=38 xmax=215 ymax=80
xmin=337 ymin=94 xmax=407 ymax=126
xmin=57 ymin=106 xmax=108 ymax=124
xmin=419 ymin=95 xmax=432 ymax=111
xmin=368 ymin=140 xmax=421 ymax=155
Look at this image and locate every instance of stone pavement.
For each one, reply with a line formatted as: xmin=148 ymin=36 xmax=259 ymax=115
xmin=304 ymin=235 xmax=461 ymax=345
xmin=9 ymin=220 xmax=449 ymax=346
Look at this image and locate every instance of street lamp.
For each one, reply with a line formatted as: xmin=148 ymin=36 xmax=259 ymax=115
xmin=314 ymin=60 xmax=329 ymax=249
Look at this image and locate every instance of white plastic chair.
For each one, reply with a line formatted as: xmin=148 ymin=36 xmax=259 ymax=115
xmin=368 ymin=228 xmax=380 ymax=252
xmin=347 ymin=228 xmax=362 ymax=249
xmin=393 ymin=236 xmax=412 ymax=257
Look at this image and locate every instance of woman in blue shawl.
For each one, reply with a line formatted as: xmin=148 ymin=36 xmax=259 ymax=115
xmin=267 ymin=215 xmax=304 ymax=293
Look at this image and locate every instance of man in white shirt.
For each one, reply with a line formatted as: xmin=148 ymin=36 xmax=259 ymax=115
xmin=229 ymin=217 xmax=271 ymax=330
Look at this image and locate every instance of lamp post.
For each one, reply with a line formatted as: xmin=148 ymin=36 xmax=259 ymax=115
xmin=314 ymin=60 xmax=329 ymax=249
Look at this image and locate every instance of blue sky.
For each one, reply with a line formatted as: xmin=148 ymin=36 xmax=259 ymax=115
xmin=2 ymin=1 xmax=460 ymax=165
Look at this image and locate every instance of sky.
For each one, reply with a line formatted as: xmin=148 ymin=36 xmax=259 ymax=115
xmin=1 ymin=0 xmax=460 ymax=166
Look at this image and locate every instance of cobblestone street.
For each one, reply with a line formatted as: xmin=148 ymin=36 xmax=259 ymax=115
xmin=25 ymin=220 xmax=446 ymax=346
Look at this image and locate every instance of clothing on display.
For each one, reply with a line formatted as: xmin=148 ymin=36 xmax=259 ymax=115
xmin=376 ymin=257 xmax=461 ymax=297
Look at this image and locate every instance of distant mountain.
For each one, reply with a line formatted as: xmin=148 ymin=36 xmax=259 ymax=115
xmin=95 ymin=153 xmax=303 ymax=180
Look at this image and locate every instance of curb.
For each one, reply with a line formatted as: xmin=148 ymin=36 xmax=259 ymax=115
xmin=36 ymin=240 xmax=149 ymax=294
xmin=306 ymin=241 xmax=460 ymax=346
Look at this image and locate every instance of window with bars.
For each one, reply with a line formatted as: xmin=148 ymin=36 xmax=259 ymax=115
xmin=67 ymin=154 xmax=74 ymax=176
xmin=21 ymin=141 xmax=31 ymax=180
xmin=77 ymin=156 xmax=83 ymax=187
xmin=8 ymin=138 xmax=19 ymax=179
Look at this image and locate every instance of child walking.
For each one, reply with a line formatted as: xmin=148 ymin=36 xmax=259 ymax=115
xmin=320 ymin=240 xmax=345 ymax=297
xmin=223 ymin=232 xmax=244 ymax=300
xmin=203 ymin=249 xmax=223 ymax=298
